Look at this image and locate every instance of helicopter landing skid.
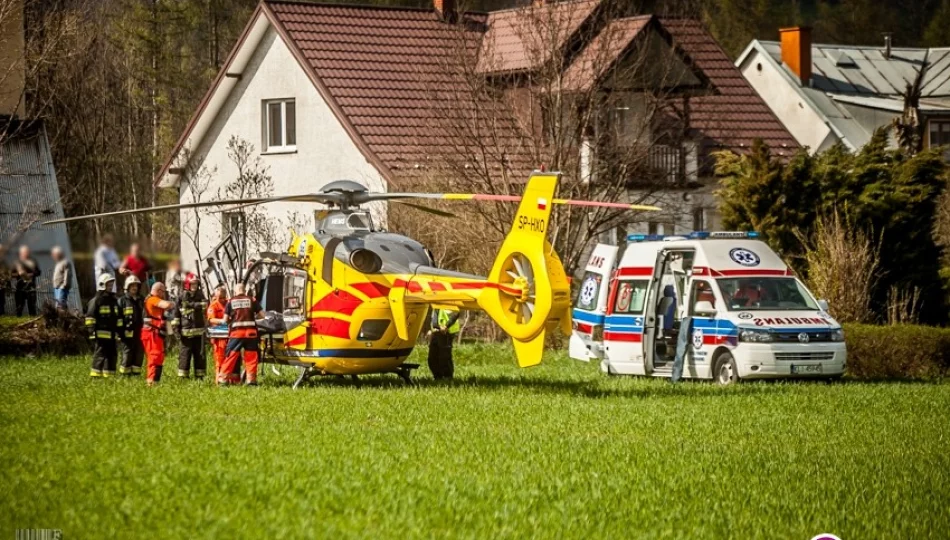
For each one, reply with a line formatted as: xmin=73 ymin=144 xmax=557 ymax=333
xmin=291 ymin=364 xmax=420 ymax=389
xmin=394 ymin=363 xmax=419 ymax=385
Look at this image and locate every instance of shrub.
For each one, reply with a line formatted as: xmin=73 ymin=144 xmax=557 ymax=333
xmin=803 ymin=214 xmax=880 ymax=323
xmin=843 ymin=323 xmax=950 ymax=380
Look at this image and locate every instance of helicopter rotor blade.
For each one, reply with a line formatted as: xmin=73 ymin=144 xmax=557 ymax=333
xmin=359 ymin=192 xmax=661 ymax=212
xmin=219 ymin=193 xmax=343 ymax=213
xmin=43 ymin=197 xmax=279 ymax=225
xmin=390 ymin=200 xmax=456 ymax=218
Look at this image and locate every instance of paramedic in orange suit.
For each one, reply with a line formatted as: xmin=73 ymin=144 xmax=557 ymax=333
xmin=206 ymin=285 xmax=230 ymax=378
xmin=219 ymin=283 xmax=265 ymax=386
xmin=142 ymin=282 xmax=176 ymax=387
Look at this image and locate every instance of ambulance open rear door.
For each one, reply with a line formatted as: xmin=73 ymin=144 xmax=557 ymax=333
xmin=569 ymin=244 xmax=618 ymax=361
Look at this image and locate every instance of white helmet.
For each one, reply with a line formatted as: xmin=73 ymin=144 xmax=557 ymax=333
xmin=124 ymin=274 xmax=141 ymax=291
xmin=97 ymin=273 xmax=116 ymax=291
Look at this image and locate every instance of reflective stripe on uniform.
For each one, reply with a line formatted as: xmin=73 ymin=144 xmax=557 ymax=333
xmin=90 ymin=370 xmax=102 ymax=377
xmin=95 ymin=331 xmax=114 ymax=339
xmin=85 ymin=317 xmax=95 ymax=326
xmin=177 ymin=369 xmax=188 ymax=377
xmin=99 ymin=306 xmax=113 ymax=314
xmin=123 ymin=308 xmax=134 ymax=315
xmin=182 ymin=328 xmax=205 ymax=337
xmin=231 ymin=321 xmax=256 ymax=328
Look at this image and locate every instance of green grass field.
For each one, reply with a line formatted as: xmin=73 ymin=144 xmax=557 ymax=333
xmin=2 ymin=344 xmax=949 ymax=539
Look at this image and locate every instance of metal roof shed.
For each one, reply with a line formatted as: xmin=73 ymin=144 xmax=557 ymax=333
xmin=0 ymin=118 xmax=80 ymax=313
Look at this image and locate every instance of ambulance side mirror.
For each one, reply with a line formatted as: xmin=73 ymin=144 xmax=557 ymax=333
xmin=694 ymin=300 xmax=716 ymax=317
xmin=818 ymin=299 xmax=830 ymax=312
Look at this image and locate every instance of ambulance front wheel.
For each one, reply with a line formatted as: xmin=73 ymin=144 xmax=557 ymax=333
xmin=713 ymin=351 xmax=740 ymax=386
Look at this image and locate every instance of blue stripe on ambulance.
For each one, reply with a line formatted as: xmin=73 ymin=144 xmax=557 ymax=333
xmin=572 ymin=310 xmax=605 ymax=325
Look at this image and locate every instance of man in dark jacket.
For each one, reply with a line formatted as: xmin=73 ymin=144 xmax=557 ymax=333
xmin=14 ymin=245 xmax=41 ymax=316
xmin=118 ymin=275 xmax=145 ymax=376
xmin=428 ymin=308 xmax=460 ymax=380
xmin=86 ymin=274 xmax=122 ymax=377
xmin=172 ymin=272 xmax=208 ymax=379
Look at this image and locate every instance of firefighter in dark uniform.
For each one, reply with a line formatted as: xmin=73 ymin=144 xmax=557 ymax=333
xmin=86 ymin=274 xmax=122 ymax=377
xmin=428 ymin=308 xmax=460 ymax=380
xmin=172 ymin=273 xmax=208 ymax=379
xmin=220 ymin=283 xmax=265 ymax=386
xmin=118 ymin=275 xmax=145 ymax=375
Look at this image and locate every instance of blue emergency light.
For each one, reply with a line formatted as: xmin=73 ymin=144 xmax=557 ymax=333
xmin=627 ymin=231 xmax=760 ymax=242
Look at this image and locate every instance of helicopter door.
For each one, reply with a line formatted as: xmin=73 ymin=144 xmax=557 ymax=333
xmin=569 ymin=244 xmax=619 ymax=361
xmin=281 ymin=269 xmax=310 ymax=350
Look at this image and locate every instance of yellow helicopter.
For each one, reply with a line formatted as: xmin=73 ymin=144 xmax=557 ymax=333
xmin=48 ymin=171 xmax=659 ymax=386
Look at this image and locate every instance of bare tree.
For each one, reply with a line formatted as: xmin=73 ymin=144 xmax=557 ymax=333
xmin=177 ymin=148 xmax=216 ymax=259
xmin=406 ymin=0 xmax=708 ymax=275
xmin=220 ymin=135 xmax=278 ymax=255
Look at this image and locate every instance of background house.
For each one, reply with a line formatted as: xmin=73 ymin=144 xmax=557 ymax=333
xmin=159 ymin=0 xmax=797 ymax=270
xmin=738 ymin=27 xmax=950 ymax=156
xmin=0 ymin=0 xmax=79 ymax=313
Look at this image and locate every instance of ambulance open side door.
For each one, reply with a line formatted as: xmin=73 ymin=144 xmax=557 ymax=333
xmin=569 ymin=244 xmax=619 ymax=361
xmin=640 ymin=248 xmax=676 ymax=375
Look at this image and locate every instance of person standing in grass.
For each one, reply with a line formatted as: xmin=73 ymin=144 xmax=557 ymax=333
xmin=119 ymin=243 xmax=150 ymax=286
xmin=428 ymin=307 xmax=460 ymax=380
xmin=206 ymin=285 xmax=231 ymax=380
xmin=94 ymin=234 xmax=120 ymax=293
xmin=86 ymin=274 xmax=121 ymax=378
xmin=51 ymin=246 xmax=72 ymax=310
xmin=13 ymin=245 xmax=40 ymax=316
xmin=220 ymin=283 xmax=265 ymax=386
xmin=118 ymin=275 xmax=145 ymax=376
xmin=143 ymin=282 xmax=176 ymax=387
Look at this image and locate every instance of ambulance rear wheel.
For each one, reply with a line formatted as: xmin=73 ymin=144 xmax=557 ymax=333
xmin=714 ymin=352 xmax=740 ymax=386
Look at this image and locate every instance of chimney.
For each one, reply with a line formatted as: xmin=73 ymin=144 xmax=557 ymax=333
xmin=883 ymin=33 xmax=893 ymax=59
xmin=434 ymin=0 xmax=457 ymax=23
xmin=779 ymin=27 xmax=812 ymax=86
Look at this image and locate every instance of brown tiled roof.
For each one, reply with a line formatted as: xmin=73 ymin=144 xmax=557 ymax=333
xmin=476 ymin=0 xmax=601 ymax=75
xmin=660 ymin=18 xmax=799 ymax=154
xmin=254 ymin=2 xmax=797 ymax=185
xmin=267 ymin=1 xmax=537 ymax=180
xmin=562 ymin=15 xmax=652 ymax=92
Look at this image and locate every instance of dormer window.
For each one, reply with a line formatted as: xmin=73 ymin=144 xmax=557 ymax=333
xmin=262 ymin=99 xmax=296 ymax=153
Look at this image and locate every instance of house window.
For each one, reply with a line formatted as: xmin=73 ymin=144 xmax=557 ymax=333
xmin=648 ymin=222 xmax=675 ymax=235
xmin=263 ymin=99 xmax=296 ymax=152
xmin=692 ymin=207 xmax=706 ymax=232
xmin=930 ymin=120 xmax=950 ymax=159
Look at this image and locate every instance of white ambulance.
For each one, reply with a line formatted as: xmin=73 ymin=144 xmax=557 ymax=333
xmin=569 ymin=232 xmax=847 ymax=384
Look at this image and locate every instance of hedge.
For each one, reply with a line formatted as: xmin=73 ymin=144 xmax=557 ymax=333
xmin=843 ymin=323 xmax=950 ymax=380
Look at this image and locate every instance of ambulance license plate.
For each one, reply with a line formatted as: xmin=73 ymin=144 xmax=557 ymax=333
xmin=791 ymin=364 xmax=823 ymax=374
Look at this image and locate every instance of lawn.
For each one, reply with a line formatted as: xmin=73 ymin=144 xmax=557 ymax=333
xmin=1 ymin=344 xmax=948 ymax=539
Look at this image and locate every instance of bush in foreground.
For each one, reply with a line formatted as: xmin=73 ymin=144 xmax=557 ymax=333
xmin=844 ymin=323 xmax=950 ymax=380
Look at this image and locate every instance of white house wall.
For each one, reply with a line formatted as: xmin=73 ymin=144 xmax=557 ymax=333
xmin=739 ymin=50 xmax=833 ymax=154
xmin=177 ymin=24 xmax=386 ymax=268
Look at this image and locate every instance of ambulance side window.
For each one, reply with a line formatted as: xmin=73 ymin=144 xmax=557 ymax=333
xmin=612 ymin=280 xmax=648 ymax=314
xmin=688 ymin=280 xmax=717 ymax=316
xmin=576 ymin=271 xmax=603 ymax=311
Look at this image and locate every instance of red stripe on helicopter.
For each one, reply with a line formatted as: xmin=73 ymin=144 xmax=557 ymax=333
xmin=310 ymin=317 xmax=351 ymax=339
xmin=350 ymin=282 xmax=390 ymax=299
xmin=429 ymin=282 xmax=447 ymax=292
xmin=452 ymin=281 xmax=524 ymax=295
xmin=617 ymin=267 xmax=653 ymax=277
xmin=392 ymin=279 xmax=425 ymax=293
xmin=285 ymin=334 xmax=307 ymax=347
xmin=311 ymin=290 xmax=363 ymax=316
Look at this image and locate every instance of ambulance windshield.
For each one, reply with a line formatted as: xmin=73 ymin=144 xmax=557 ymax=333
xmin=717 ymin=277 xmax=819 ymax=311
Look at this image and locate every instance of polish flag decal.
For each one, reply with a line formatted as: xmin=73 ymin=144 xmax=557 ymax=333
xmin=537 ymin=198 xmax=548 ymax=210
